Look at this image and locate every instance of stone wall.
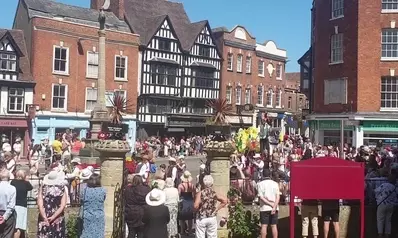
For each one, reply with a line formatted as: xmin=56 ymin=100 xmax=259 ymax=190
xmin=25 ymin=205 xmax=385 ymax=238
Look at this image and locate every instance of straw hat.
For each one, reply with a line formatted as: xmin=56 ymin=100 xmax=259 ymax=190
xmin=80 ymin=168 xmax=93 ymax=180
xmin=168 ymin=157 xmax=176 ymax=162
xmin=71 ymin=157 xmax=81 ymax=164
xmin=253 ymin=153 xmax=261 ymax=159
xmin=145 ymin=188 xmax=166 ymax=206
xmin=43 ymin=171 xmax=64 ymax=186
xmin=180 ymin=171 xmax=193 ymax=183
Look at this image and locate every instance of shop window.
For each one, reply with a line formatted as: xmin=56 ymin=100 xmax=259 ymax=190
xmin=8 ymin=88 xmax=24 ymax=113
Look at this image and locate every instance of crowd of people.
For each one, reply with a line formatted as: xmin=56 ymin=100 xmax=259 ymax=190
xmin=1 ymin=127 xmax=398 ymax=238
xmin=135 ymin=136 xmax=207 ymax=158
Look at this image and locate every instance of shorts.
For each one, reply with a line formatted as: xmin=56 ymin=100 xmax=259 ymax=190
xmin=322 ymin=208 xmax=339 ymax=222
xmin=260 ymin=211 xmax=278 ymax=225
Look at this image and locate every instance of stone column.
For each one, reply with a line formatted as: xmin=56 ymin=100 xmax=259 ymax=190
xmin=95 ymin=140 xmax=130 ymax=238
xmin=205 ymin=148 xmax=233 ymax=238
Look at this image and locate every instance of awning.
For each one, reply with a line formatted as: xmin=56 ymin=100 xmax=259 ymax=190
xmin=190 ymin=61 xmax=216 ymax=69
xmin=148 ymin=57 xmax=179 ymax=65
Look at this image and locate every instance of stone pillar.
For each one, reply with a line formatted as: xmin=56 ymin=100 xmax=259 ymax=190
xmin=95 ymin=140 xmax=130 ymax=238
xmin=205 ymin=149 xmax=233 ymax=238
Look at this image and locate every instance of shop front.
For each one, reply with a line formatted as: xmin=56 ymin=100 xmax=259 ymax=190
xmin=361 ymin=121 xmax=398 ymax=147
xmin=165 ymin=114 xmax=208 ymax=136
xmin=226 ymin=114 xmax=254 ymax=133
xmin=32 ymin=115 xmax=137 ymax=149
xmin=0 ymin=117 xmax=30 ymax=156
xmin=312 ymin=120 xmax=354 ymax=145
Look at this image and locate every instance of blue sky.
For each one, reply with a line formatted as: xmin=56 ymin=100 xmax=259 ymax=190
xmin=1 ymin=0 xmax=312 ymax=72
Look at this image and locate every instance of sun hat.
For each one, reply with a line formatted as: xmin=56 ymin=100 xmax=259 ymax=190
xmin=178 ymin=155 xmax=185 ymax=159
xmin=253 ymin=153 xmax=261 ymax=159
xmin=165 ymin=178 xmax=174 ymax=188
xmin=199 ymin=164 xmax=206 ymax=170
xmin=15 ymin=138 xmax=21 ymax=142
xmin=43 ymin=171 xmax=63 ymax=186
xmin=80 ymin=168 xmax=93 ymax=180
xmin=145 ymin=188 xmax=166 ymax=206
xmin=71 ymin=157 xmax=81 ymax=164
xmin=169 ymin=157 xmax=176 ymax=162
xmin=180 ymin=171 xmax=193 ymax=183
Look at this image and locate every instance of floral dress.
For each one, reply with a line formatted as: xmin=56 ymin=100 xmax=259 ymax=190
xmin=37 ymin=185 xmax=66 ymax=238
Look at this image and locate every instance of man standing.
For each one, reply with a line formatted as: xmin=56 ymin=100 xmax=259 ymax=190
xmin=0 ymin=169 xmax=16 ymax=238
xmin=257 ymin=169 xmax=280 ymax=238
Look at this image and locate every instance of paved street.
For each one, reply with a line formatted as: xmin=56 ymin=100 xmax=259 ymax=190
xmin=156 ymin=155 xmax=206 ymax=180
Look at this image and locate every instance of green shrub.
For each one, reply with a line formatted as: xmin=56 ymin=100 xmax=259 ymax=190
xmin=66 ymin=215 xmax=79 ymax=238
xmin=227 ymin=188 xmax=260 ymax=238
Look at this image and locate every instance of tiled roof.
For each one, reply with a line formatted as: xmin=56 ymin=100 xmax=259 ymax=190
xmin=0 ymin=29 xmax=33 ymax=82
xmin=23 ymin=0 xmax=130 ymax=32
xmin=285 ymin=72 xmax=300 ymax=89
xmin=124 ymin=0 xmax=208 ymax=51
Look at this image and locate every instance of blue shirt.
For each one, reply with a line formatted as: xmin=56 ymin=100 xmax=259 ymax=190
xmin=0 ymin=181 xmax=16 ymax=220
xmin=375 ymin=182 xmax=398 ymax=206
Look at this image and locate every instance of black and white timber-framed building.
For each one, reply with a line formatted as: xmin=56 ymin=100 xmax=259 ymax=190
xmin=116 ymin=0 xmax=222 ymax=137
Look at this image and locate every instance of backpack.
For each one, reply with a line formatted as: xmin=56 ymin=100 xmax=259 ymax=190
xmin=150 ymin=163 xmax=157 ymax=173
xmin=241 ymin=179 xmax=256 ymax=203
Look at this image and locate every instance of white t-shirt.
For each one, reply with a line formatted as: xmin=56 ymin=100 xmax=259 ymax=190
xmin=13 ymin=143 xmax=21 ymax=153
xmin=2 ymin=143 xmax=11 ymax=152
xmin=139 ymin=162 xmax=150 ymax=182
xmin=257 ymin=179 xmax=280 ymax=212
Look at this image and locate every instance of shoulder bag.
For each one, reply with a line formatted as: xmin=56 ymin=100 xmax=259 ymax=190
xmin=77 ymin=187 xmax=87 ymax=236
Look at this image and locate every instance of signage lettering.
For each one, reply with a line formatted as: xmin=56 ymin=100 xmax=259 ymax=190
xmin=0 ymin=121 xmax=17 ymax=126
xmin=168 ymin=120 xmax=205 ymax=127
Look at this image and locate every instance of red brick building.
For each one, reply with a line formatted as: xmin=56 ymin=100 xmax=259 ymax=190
xmin=13 ymin=0 xmax=139 ymax=143
xmin=306 ymin=0 xmax=398 ymax=147
xmin=212 ymin=26 xmax=288 ymax=130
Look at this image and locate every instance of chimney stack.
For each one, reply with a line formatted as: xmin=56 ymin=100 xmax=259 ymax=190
xmin=110 ymin=0 xmax=125 ymax=20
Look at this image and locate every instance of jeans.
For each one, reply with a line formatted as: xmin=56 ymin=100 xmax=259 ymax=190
xmin=195 ymin=216 xmax=217 ymax=238
xmin=301 ymin=205 xmax=319 ymax=237
xmin=377 ymin=204 xmax=394 ymax=235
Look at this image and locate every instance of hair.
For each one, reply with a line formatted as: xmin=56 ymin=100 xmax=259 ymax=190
xmin=203 ymin=175 xmax=214 ymax=188
xmin=132 ymin=175 xmax=143 ymax=186
xmin=159 ymin=164 xmax=167 ymax=170
xmin=0 ymin=160 xmax=6 ymax=170
xmin=0 ymin=169 xmax=10 ymax=181
xmin=127 ymin=174 xmax=135 ymax=185
xmin=15 ymin=170 xmax=26 ymax=180
xmin=87 ymin=174 xmax=101 ymax=188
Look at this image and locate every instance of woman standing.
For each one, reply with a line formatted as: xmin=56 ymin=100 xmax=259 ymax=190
xmin=164 ymin=178 xmax=179 ymax=237
xmin=125 ymin=175 xmax=151 ymax=238
xmin=375 ymin=174 xmax=398 ymax=238
xmin=10 ymin=170 xmax=33 ymax=238
xmin=29 ymin=144 xmax=41 ymax=171
xmin=194 ymin=175 xmax=228 ymax=238
xmin=178 ymin=171 xmax=195 ymax=235
xmin=80 ymin=174 xmax=106 ymax=238
xmin=37 ymin=171 xmax=68 ymax=238
xmin=143 ymin=189 xmax=170 ymax=238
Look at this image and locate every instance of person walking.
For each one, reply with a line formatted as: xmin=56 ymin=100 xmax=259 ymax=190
xmin=10 ymin=170 xmax=33 ymax=238
xmin=80 ymin=174 xmax=106 ymax=238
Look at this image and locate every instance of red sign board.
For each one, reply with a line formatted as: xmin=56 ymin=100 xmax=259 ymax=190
xmin=0 ymin=119 xmax=28 ymax=128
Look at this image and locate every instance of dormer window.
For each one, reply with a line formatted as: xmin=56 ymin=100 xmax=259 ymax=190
xmin=0 ymin=54 xmax=17 ymax=72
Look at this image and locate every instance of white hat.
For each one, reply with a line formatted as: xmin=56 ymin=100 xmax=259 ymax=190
xmin=15 ymin=138 xmax=21 ymax=142
xmin=199 ymin=164 xmax=206 ymax=170
xmin=168 ymin=157 xmax=176 ymax=162
xmin=145 ymin=188 xmax=166 ymax=206
xmin=178 ymin=155 xmax=185 ymax=159
xmin=43 ymin=171 xmax=63 ymax=186
xmin=253 ymin=153 xmax=261 ymax=159
xmin=80 ymin=168 xmax=93 ymax=180
xmin=71 ymin=158 xmax=81 ymax=164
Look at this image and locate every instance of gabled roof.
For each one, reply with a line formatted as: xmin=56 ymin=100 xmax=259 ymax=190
xmin=22 ymin=0 xmax=130 ymax=32
xmin=212 ymin=25 xmax=255 ymax=39
xmin=123 ymin=0 xmax=218 ymax=53
xmin=0 ymin=29 xmax=33 ymax=82
xmin=298 ymin=47 xmax=311 ymax=64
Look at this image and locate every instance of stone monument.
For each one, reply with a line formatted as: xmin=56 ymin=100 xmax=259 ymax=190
xmin=204 ymin=140 xmax=235 ymax=238
xmin=96 ymin=139 xmax=130 ymax=238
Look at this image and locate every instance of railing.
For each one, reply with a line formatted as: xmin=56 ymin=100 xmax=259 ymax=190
xmin=230 ymin=178 xmax=388 ymax=206
xmin=25 ymin=177 xmax=82 ymax=207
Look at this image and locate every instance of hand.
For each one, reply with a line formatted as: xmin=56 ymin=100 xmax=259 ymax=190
xmin=271 ymin=209 xmax=276 ymax=215
xmin=0 ymin=216 xmax=4 ymax=224
xmin=47 ymin=216 xmax=55 ymax=224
